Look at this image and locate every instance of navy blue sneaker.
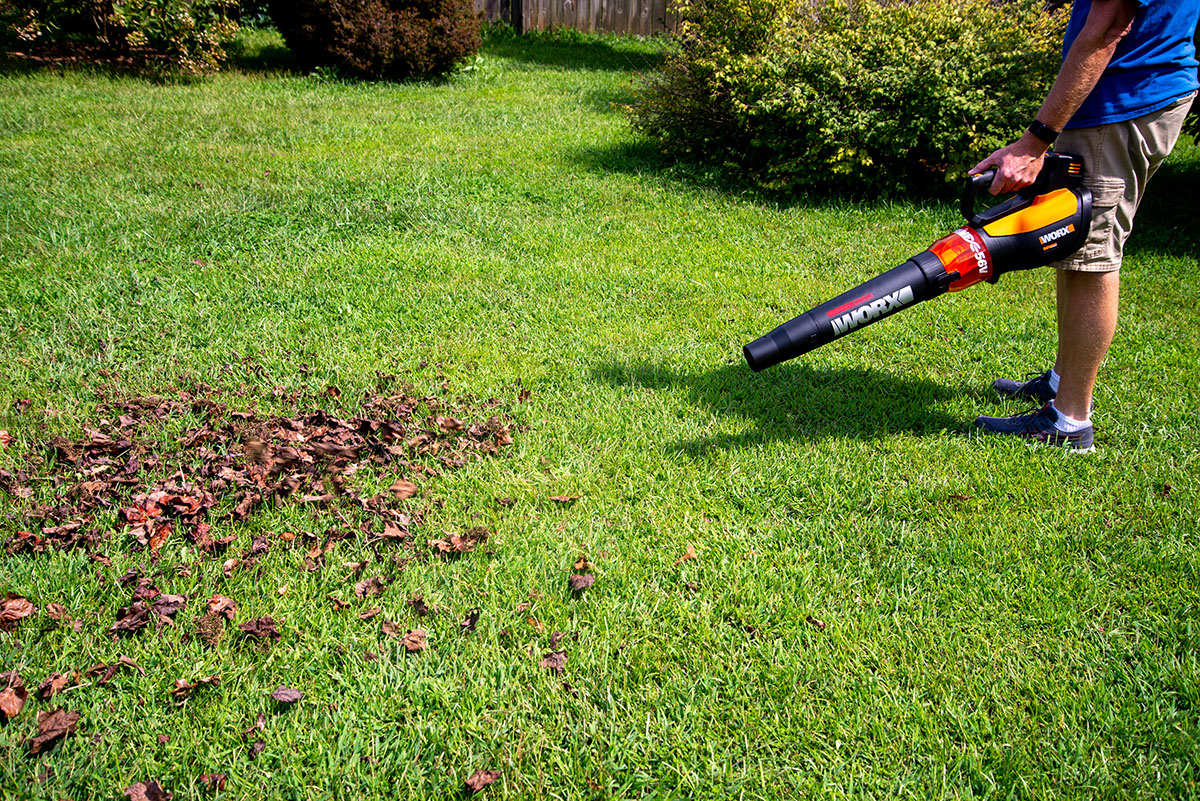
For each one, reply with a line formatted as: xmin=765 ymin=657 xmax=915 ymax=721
xmin=993 ymin=370 xmax=1056 ymax=404
xmin=974 ymin=404 xmax=1095 ymax=453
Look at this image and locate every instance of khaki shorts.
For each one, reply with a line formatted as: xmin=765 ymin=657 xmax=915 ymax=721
xmin=1053 ymin=91 xmax=1196 ymax=273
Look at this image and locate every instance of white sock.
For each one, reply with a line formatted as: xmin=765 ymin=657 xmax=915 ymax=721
xmin=1048 ymin=368 xmax=1061 ymax=393
xmin=1049 ymin=400 xmax=1089 ymax=431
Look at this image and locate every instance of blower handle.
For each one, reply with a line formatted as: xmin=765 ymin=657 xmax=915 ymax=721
xmin=960 ymin=153 xmax=1086 ymax=226
xmin=960 ymin=168 xmax=998 ymax=222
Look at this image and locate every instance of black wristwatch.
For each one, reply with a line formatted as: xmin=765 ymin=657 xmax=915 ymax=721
xmin=1027 ymin=119 xmax=1060 ymax=144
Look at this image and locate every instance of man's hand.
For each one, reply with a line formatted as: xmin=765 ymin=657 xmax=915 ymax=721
xmin=971 ymin=131 xmax=1051 ymax=195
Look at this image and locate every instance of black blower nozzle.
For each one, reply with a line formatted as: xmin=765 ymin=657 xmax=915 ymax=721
xmin=743 ymin=153 xmax=1093 ymax=371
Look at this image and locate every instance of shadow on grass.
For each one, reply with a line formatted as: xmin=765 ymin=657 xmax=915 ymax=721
xmin=592 ymin=359 xmax=970 ymax=456
xmin=1126 ymin=141 xmax=1200 ymax=260
xmin=482 ymin=30 xmax=669 ymax=73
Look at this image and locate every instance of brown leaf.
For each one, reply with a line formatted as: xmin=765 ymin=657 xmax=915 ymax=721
xmin=124 ymin=780 xmax=172 ymax=801
xmin=389 ymin=479 xmax=418 ymax=500
xmin=400 ymin=629 xmax=427 ymax=653
xmin=673 ymin=543 xmax=698 ymax=566
xmin=100 ymin=656 xmax=145 ymax=685
xmin=222 ymin=558 xmax=239 ymax=579
xmin=437 ymin=416 xmax=463 ymax=432
xmin=540 ymin=651 xmax=567 ymax=673
xmin=408 ymin=595 xmax=432 ymax=617
xmin=0 ymin=673 xmax=28 ymax=722
xmin=171 ymin=675 xmax=220 ymax=700
xmin=148 ymin=521 xmax=171 ymax=554
xmin=238 ymin=616 xmax=281 ymax=640
xmin=465 ymin=769 xmax=501 ymax=793
xmin=199 ymin=774 xmax=227 ymax=792
xmin=324 ymin=385 xmax=341 ymax=399
xmin=37 ymin=673 xmax=69 ymax=701
xmin=381 ymin=620 xmax=403 ymax=638
xmin=359 ymin=607 xmax=381 ymax=621
xmin=28 ymin=708 xmax=80 ymax=755
xmin=527 ymin=616 xmax=544 ymax=632
xmin=354 ymin=576 xmax=387 ymax=599
xmin=461 ymin=609 xmax=480 ymax=635
xmin=573 ymin=556 xmax=592 ymax=572
xmin=0 ymin=594 xmax=35 ymax=632
xmin=248 ymin=740 xmax=266 ymax=760
xmin=549 ymin=495 xmax=578 ymax=504
xmin=270 ymin=687 xmax=303 ymax=704
xmin=568 ymin=574 xmax=595 ymax=593
xmin=0 ymin=430 xmax=11 ymax=449
xmin=805 ymin=615 xmax=827 ymax=631
xmin=327 ymin=596 xmax=349 ymax=611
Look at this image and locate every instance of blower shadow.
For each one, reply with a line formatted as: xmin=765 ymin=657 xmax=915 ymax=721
xmin=592 ymin=359 xmax=971 ymax=456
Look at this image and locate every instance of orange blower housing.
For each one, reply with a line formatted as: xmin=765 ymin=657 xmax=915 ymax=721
xmin=743 ymin=153 xmax=1092 ymax=372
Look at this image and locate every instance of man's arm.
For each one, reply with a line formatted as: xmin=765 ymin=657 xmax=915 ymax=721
xmin=971 ymin=0 xmax=1138 ymax=195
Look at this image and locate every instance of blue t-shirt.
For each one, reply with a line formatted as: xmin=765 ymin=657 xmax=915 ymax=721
xmin=1063 ymin=0 xmax=1200 ymax=128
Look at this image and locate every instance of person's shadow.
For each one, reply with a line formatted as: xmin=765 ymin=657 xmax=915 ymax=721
xmin=591 ymin=359 xmax=971 ymax=456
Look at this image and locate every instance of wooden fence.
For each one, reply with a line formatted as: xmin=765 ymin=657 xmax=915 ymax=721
xmin=476 ymin=0 xmax=677 ymax=35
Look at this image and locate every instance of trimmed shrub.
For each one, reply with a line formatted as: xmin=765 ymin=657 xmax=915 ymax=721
xmin=0 ymin=0 xmax=239 ymax=73
xmin=629 ymin=0 xmax=1069 ymax=196
xmin=268 ymin=0 xmax=481 ymax=80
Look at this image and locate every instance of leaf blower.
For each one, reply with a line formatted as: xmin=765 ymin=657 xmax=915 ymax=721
xmin=742 ymin=153 xmax=1092 ymax=372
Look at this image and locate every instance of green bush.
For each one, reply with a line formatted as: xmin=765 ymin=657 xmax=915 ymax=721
xmin=268 ymin=0 xmax=482 ymax=81
xmin=0 ymin=0 xmax=239 ymax=73
xmin=629 ymin=0 xmax=1068 ymax=196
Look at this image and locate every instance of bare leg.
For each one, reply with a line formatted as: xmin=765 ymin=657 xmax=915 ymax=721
xmin=1052 ymin=268 xmax=1120 ymax=421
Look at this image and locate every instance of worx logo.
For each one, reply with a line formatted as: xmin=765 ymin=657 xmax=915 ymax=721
xmin=829 ymin=285 xmax=915 ymax=336
xmin=1039 ymin=223 xmax=1076 ymax=245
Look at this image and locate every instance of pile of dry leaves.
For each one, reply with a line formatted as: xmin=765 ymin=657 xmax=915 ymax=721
xmin=1 ymin=382 xmax=520 ymax=558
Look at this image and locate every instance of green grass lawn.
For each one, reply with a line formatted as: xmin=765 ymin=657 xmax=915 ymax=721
xmin=1 ymin=28 xmax=1198 ymax=800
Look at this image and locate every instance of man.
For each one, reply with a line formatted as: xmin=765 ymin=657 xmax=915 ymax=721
xmin=970 ymin=0 xmax=1199 ymax=452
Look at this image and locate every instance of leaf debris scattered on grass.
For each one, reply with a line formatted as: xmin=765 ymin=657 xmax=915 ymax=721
xmin=674 ymin=543 xmax=698 ymax=566
xmin=805 ymin=615 xmax=827 ymax=631
xmin=568 ymin=574 xmax=595 ymax=593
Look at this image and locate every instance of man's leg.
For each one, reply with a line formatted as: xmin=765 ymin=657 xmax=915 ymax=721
xmin=1052 ymin=268 xmax=1120 ymax=421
